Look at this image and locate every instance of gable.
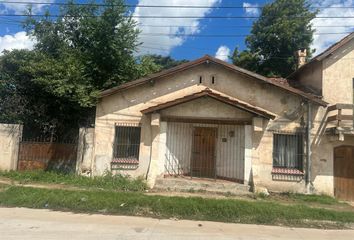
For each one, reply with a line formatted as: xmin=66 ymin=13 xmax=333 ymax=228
xmin=159 ymin=97 xmax=254 ymax=120
xmin=99 ymin=55 xmax=326 ymax=106
xmin=141 ymin=89 xmax=275 ymax=119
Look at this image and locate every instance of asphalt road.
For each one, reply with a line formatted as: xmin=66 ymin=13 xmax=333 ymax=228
xmin=1 ymin=207 xmax=354 ymax=240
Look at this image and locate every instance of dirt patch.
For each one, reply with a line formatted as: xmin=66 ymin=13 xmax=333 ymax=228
xmin=0 ymin=177 xmax=87 ymax=192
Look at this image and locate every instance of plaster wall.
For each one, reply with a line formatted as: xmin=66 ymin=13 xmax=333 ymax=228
xmin=0 ymin=124 xmax=22 ymax=171
xmin=94 ymin=62 xmax=310 ymax=191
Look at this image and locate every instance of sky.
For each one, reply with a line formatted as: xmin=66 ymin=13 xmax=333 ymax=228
xmin=0 ymin=0 xmax=354 ymax=61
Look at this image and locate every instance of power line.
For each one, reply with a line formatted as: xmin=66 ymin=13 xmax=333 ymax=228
xmin=139 ymin=32 xmax=353 ymax=38
xmin=2 ymin=14 xmax=354 ymax=19
xmin=1 ymin=1 xmax=354 ymax=9
xmin=139 ymin=46 xmax=354 ymax=60
xmin=0 ymin=18 xmax=352 ymax=29
xmin=138 ymin=24 xmax=354 ymax=28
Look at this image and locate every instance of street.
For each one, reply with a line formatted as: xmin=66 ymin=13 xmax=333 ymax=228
xmin=0 ymin=207 xmax=354 ymax=239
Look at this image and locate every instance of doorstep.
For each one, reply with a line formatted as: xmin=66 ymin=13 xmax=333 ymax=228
xmin=153 ymin=176 xmax=251 ymax=196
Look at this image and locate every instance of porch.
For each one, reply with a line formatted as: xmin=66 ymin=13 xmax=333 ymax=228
xmin=144 ymin=89 xmax=275 ymax=187
xmin=162 ymin=121 xmax=252 ymax=184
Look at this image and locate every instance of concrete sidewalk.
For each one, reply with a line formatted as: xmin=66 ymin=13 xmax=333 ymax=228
xmin=0 ymin=207 xmax=354 ymax=240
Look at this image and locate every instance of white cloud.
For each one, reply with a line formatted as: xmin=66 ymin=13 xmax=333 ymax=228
xmin=243 ymin=2 xmax=260 ymax=17
xmin=0 ymin=0 xmax=53 ymax=14
xmin=0 ymin=31 xmax=35 ymax=54
xmin=134 ymin=0 xmax=221 ymax=55
xmin=215 ymin=45 xmax=230 ymax=61
xmin=311 ymin=0 xmax=354 ymax=54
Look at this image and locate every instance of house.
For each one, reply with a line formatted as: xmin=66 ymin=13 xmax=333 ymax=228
xmin=83 ymin=32 xmax=354 ymax=201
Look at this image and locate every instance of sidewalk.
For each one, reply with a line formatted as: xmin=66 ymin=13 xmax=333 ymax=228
xmin=1 ymin=207 xmax=354 ymax=240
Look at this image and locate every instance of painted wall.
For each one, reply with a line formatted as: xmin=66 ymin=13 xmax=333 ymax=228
xmin=0 ymin=124 xmax=22 ymax=171
xmin=94 ymin=62 xmax=313 ymax=192
xmin=322 ymin=39 xmax=354 ymax=105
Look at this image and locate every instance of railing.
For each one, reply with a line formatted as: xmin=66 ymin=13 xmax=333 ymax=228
xmin=327 ymin=103 xmax=354 ymax=128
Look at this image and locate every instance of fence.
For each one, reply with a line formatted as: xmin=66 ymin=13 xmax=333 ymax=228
xmin=18 ymin=137 xmax=78 ymax=173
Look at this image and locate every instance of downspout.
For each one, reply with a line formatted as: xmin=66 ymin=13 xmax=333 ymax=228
xmin=306 ymin=101 xmax=312 ymax=190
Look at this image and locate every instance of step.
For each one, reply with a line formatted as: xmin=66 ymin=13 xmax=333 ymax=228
xmin=153 ymin=177 xmax=251 ymax=196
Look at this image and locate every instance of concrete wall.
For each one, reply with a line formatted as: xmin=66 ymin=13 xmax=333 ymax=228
xmin=76 ymin=127 xmax=95 ymax=176
xmin=322 ymin=39 xmax=354 ymax=104
xmin=94 ymin=62 xmax=311 ymax=191
xmin=0 ymin=124 xmax=22 ymax=171
xmin=295 ymin=61 xmax=323 ymax=95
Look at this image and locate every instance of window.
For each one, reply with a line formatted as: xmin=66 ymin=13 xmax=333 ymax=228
xmin=273 ymin=133 xmax=304 ymax=170
xmin=211 ymin=75 xmax=215 ymax=84
xmin=199 ymin=75 xmax=203 ymax=84
xmin=113 ymin=126 xmax=141 ymax=161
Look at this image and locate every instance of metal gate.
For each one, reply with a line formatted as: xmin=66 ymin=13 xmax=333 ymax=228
xmin=164 ymin=122 xmax=245 ymax=183
xmin=18 ymin=137 xmax=78 ymax=173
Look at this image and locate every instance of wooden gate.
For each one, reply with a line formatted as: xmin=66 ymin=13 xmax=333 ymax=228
xmin=18 ymin=140 xmax=77 ymax=173
xmin=334 ymin=146 xmax=354 ymax=201
xmin=191 ymin=127 xmax=217 ymax=178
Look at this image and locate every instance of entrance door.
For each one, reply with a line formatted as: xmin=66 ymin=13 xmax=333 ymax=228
xmin=334 ymin=146 xmax=354 ymax=201
xmin=191 ymin=127 xmax=217 ymax=178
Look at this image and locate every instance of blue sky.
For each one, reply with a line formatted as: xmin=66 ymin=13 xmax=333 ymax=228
xmin=0 ymin=0 xmax=354 ymax=61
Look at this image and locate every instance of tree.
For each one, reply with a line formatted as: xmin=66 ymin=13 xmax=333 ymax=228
xmin=24 ymin=0 xmax=140 ymax=103
xmin=0 ymin=50 xmax=93 ymax=139
xmin=143 ymin=55 xmax=189 ymax=70
xmin=232 ymin=0 xmax=317 ymax=77
xmin=0 ymin=0 xmax=141 ymax=139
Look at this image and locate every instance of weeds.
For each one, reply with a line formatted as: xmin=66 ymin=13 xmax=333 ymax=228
xmin=1 ymin=186 xmax=354 ymax=228
xmin=0 ymin=170 xmax=147 ymax=192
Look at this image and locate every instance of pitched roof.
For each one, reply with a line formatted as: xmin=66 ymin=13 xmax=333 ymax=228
xmin=289 ymin=32 xmax=354 ymax=78
xmin=141 ymin=88 xmax=276 ymax=119
xmin=99 ymin=55 xmax=327 ymax=106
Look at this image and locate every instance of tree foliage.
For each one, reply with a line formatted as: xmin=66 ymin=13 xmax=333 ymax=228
xmin=143 ymin=55 xmax=189 ymax=70
xmin=232 ymin=0 xmax=317 ymax=77
xmin=0 ymin=0 xmax=143 ymax=138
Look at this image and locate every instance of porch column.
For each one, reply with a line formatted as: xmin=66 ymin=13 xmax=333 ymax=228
xmin=244 ymin=125 xmax=253 ymax=184
xmin=146 ymin=115 xmax=167 ymax=188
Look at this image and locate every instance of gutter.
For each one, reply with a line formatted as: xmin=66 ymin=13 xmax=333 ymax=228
xmin=306 ymin=101 xmax=312 ymax=189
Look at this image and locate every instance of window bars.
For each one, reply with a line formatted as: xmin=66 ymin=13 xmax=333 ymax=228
xmin=112 ymin=123 xmax=141 ymax=170
xmin=273 ymin=132 xmax=304 ymax=171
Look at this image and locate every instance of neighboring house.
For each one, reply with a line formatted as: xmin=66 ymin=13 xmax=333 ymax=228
xmin=86 ymin=32 xmax=354 ymax=201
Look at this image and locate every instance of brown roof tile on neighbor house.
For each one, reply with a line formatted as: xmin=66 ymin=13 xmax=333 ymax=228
xmin=99 ymin=55 xmax=327 ymax=106
xmin=141 ymin=88 xmax=276 ymax=119
xmin=289 ymin=32 xmax=354 ymax=79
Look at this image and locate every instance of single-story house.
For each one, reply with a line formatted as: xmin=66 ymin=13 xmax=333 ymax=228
xmin=82 ymin=32 xmax=354 ymax=201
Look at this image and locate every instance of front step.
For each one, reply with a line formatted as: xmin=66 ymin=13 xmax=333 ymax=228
xmin=153 ymin=177 xmax=251 ymax=196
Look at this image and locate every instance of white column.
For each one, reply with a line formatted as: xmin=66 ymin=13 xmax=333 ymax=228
xmin=244 ymin=125 xmax=253 ymax=185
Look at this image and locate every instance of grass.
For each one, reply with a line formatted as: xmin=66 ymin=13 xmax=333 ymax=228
xmin=274 ymin=192 xmax=339 ymax=205
xmin=0 ymin=185 xmax=354 ymax=228
xmin=0 ymin=170 xmax=147 ymax=192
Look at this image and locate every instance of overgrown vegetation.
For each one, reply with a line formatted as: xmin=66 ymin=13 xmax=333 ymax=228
xmin=0 ymin=171 xmax=146 ymax=192
xmin=0 ymin=0 xmax=185 ymax=139
xmin=282 ymin=192 xmax=339 ymax=205
xmin=0 ymin=185 xmax=354 ymax=228
xmin=232 ymin=0 xmax=317 ymax=77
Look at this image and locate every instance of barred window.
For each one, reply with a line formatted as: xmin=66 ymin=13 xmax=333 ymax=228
xmin=273 ymin=133 xmax=304 ymax=170
xmin=113 ymin=126 xmax=141 ymax=160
